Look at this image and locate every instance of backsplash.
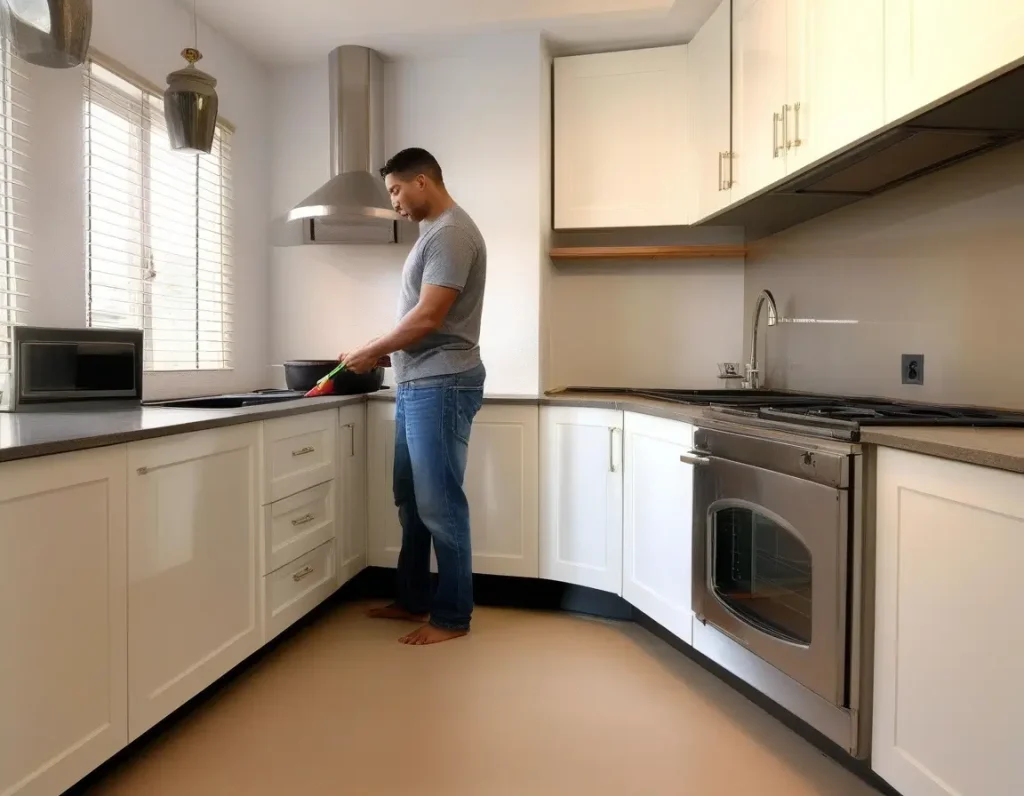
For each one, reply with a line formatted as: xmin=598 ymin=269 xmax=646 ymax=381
xmin=745 ymin=141 xmax=1024 ymax=411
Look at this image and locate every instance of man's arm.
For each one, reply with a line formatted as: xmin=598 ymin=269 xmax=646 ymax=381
xmin=341 ymin=225 xmax=474 ymax=373
xmin=351 ymin=284 xmax=459 ymax=363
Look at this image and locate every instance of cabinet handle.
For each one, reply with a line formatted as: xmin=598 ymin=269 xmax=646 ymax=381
xmin=782 ymin=104 xmax=792 ymax=150
xmin=292 ymin=446 xmax=315 ymax=457
xmin=292 ymin=565 xmax=315 ymax=582
xmin=772 ymin=112 xmax=782 ymax=158
xmin=343 ymin=423 xmax=355 ymax=458
xmin=291 ymin=513 xmax=316 ymax=527
xmin=680 ymin=451 xmax=711 ymax=466
xmin=609 ymin=427 xmax=617 ymax=473
xmin=717 ymin=152 xmax=724 ymax=191
xmin=724 ymin=151 xmax=734 ymax=189
xmin=792 ymin=102 xmax=803 ymax=148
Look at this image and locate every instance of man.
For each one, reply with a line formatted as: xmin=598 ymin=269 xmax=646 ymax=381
xmin=340 ymin=148 xmax=487 ymax=646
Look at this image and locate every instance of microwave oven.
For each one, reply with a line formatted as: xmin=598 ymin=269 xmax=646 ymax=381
xmin=1 ymin=326 xmax=144 ymax=412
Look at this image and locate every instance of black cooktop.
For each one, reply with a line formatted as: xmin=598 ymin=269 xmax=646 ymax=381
xmin=563 ymin=386 xmax=1024 ymax=440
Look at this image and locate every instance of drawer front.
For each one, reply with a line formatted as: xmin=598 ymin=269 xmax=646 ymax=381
xmin=263 ymin=481 xmax=336 ymax=574
xmin=263 ymin=540 xmax=337 ymax=642
xmin=262 ymin=411 xmax=336 ymax=504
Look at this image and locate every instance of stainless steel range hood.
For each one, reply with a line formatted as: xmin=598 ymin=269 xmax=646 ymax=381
xmin=700 ymin=62 xmax=1024 ymax=241
xmin=288 ymin=46 xmax=407 ymax=244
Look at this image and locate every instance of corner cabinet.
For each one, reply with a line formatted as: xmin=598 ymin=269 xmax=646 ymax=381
xmin=126 ymin=425 xmax=261 ymax=740
xmin=0 ymin=447 xmax=128 ymax=796
xmin=368 ymin=400 xmax=540 ymax=578
xmin=873 ymin=448 xmax=1024 ymax=796
xmin=553 ymin=46 xmax=690 ymax=229
xmin=540 ymin=406 xmax=624 ymax=595
xmin=622 ymin=412 xmax=695 ymax=644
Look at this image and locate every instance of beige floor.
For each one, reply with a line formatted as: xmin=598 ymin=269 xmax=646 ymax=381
xmin=86 ymin=602 xmax=883 ymax=796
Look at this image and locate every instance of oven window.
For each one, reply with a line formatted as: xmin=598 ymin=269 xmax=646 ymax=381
xmin=711 ymin=507 xmax=812 ymax=645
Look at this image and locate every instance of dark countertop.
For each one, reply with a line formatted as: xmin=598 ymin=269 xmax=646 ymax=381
xmin=4 ymin=387 xmax=1024 ymax=475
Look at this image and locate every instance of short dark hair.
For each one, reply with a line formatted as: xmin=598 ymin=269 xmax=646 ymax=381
xmin=379 ymin=147 xmax=443 ymax=183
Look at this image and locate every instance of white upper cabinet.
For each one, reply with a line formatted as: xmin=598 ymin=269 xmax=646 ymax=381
xmin=885 ymin=0 xmax=1024 ymax=123
xmin=540 ymin=406 xmax=624 ymax=595
xmin=554 ymin=45 xmax=690 ymax=229
xmin=787 ymin=0 xmax=885 ymax=169
xmin=731 ymin=0 xmax=789 ymax=200
xmin=688 ymin=0 xmax=734 ymax=221
xmin=873 ymin=449 xmax=1024 ymax=796
xmin=0 ymin=447 xmax=128 ymax=796
xmin=127 ymin=425 xmax=261 ymax=740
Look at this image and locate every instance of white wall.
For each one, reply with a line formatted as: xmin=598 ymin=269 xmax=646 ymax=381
xmin=25 ymin=0 xmax=271 ymax=399
xmin=745 ymin=141 xmax=1024 ymax=410
xmin=547 ymin=258 xmax=745 ymax=389
xmin=269 ymin=34 xmax=547 ymax=395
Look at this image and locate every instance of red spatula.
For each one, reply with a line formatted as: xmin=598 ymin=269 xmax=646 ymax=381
xmin=305 ymin=362 xmax=346 ymax=397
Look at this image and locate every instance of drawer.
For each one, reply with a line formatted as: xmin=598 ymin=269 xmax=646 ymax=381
xmin=261 ymin=410 xmax=336 ymax=504
xmin=263 ymin=481 xmax=335 ymax=574
xmin=263 ymin=540 xmax=337 ymax=642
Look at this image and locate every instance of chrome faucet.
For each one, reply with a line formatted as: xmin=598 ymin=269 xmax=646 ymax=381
xmin=744 ymin=289 xmax=778 ymax=390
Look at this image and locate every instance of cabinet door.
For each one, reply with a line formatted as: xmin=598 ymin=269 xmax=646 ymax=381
xmin=367 ymin=400 xmax=539 ymax=578
xmin=688 ymin=0 xmax=734 ymax=221
xmin=622 ymin=412 xmax=695 ymax=644
xmin=127 ymin=425 xmax=260 ymax=740
xmin=785 ymin=0 xmax=885 ymax=170
xmin=885 ymin=0 xmax=1024 ymax=123
xmin=554 ymin=46 xmax=689 ymax=229
xmin=0 ymin=447 xmax=128 ymax=796
xmin=540 ymin=406 xmax=623 ymax=594
xmin=873 ymin=449 xmax=1024 ymax=796
xmin=731 ymin=0 xmax=788 ymax=200
xmin=337 ymin=403 xmax=368 ymax=586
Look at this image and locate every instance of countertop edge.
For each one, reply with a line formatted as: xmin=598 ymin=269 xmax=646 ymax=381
xmin=5 ymin=390 xmax=1024 ymax=475
xmin=859 ymin=429 xmax=1024 ymax=475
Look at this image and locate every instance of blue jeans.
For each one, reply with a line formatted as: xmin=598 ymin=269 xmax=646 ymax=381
xmin=393 ymin=364 xmax=485 ymax=631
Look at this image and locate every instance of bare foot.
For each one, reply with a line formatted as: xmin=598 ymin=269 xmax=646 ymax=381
xmin=399 ymin=624 xmax=468 ymax=646
xmin=367 ymin=603 xmax=428 ymax=622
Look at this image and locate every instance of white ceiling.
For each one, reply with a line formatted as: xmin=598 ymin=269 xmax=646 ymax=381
xmin=188 ymin=0 xmax=720 ymax=64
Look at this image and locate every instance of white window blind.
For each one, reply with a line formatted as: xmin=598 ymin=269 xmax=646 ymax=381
xmin=84 ymin=59 xmax=234 ymax=372
xmin=0 ymin=39 xmax=29 ymax=397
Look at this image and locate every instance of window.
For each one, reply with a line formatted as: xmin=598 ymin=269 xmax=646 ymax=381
xmin=0 ymin=40 xmax=28 ymax=397
xmin=84 ymin=58 xmax=233 ymax=372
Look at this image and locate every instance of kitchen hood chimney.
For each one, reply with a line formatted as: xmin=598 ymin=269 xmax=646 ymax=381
xmin=288 ymin=46 xmax=404 ymax=241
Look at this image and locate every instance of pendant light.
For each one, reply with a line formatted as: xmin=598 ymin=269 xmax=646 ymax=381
xmin=163 ymin=0 xmax=218 ymax=155
xmin=0 ymin=0 xmax=92 ymax=68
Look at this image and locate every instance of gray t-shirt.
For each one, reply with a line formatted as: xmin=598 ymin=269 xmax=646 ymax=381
xmin=392 ymin=204 xmax=487 ymax=383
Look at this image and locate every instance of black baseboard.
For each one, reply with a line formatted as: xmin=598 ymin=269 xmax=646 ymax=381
xmin=66 ymin=569 xmax=897 ymax=796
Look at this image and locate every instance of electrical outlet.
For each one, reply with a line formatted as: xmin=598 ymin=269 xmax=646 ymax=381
xmin=902 ymin=354 xmax=924 ymax=385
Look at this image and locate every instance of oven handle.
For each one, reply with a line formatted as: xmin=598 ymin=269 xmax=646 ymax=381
xmin=680 ymin=449 xmax=712 ymax=466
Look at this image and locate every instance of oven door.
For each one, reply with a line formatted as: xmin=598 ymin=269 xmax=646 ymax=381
xmin=692 ymin=454 xmax=848 ymax=706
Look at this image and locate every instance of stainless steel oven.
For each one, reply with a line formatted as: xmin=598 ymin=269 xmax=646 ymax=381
xmin=1 ymin=326 xmax=144 ymax=411
xmin=690 ymin=424 xmax=873 ymax=758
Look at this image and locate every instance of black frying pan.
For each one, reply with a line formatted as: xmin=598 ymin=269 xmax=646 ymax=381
xmin=282 ymin=360 xmax=385 ymax=394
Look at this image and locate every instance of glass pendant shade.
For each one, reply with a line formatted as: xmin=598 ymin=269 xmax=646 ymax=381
xmin=163 ymin=46 xmax=218 ymax=155
xmin=1 ymin=0 xmax=92 ymax=68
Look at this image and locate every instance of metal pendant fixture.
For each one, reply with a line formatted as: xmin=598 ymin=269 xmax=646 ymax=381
xmin=163 ymin=0 xmax=218 ymax=155
xmin=0 ymin=0 xmax=92 ymax=68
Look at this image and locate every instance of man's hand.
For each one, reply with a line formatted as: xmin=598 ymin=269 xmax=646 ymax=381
xmin=338 ymin=349 xmax=390 ymax=374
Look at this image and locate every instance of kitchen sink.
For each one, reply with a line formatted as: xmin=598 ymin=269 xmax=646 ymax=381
xmin=149 ymin=393 xmax=305 ymax=409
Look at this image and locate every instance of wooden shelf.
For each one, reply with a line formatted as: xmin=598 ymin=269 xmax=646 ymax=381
xmin=549 ymin=245 xmax=747 ymax=260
